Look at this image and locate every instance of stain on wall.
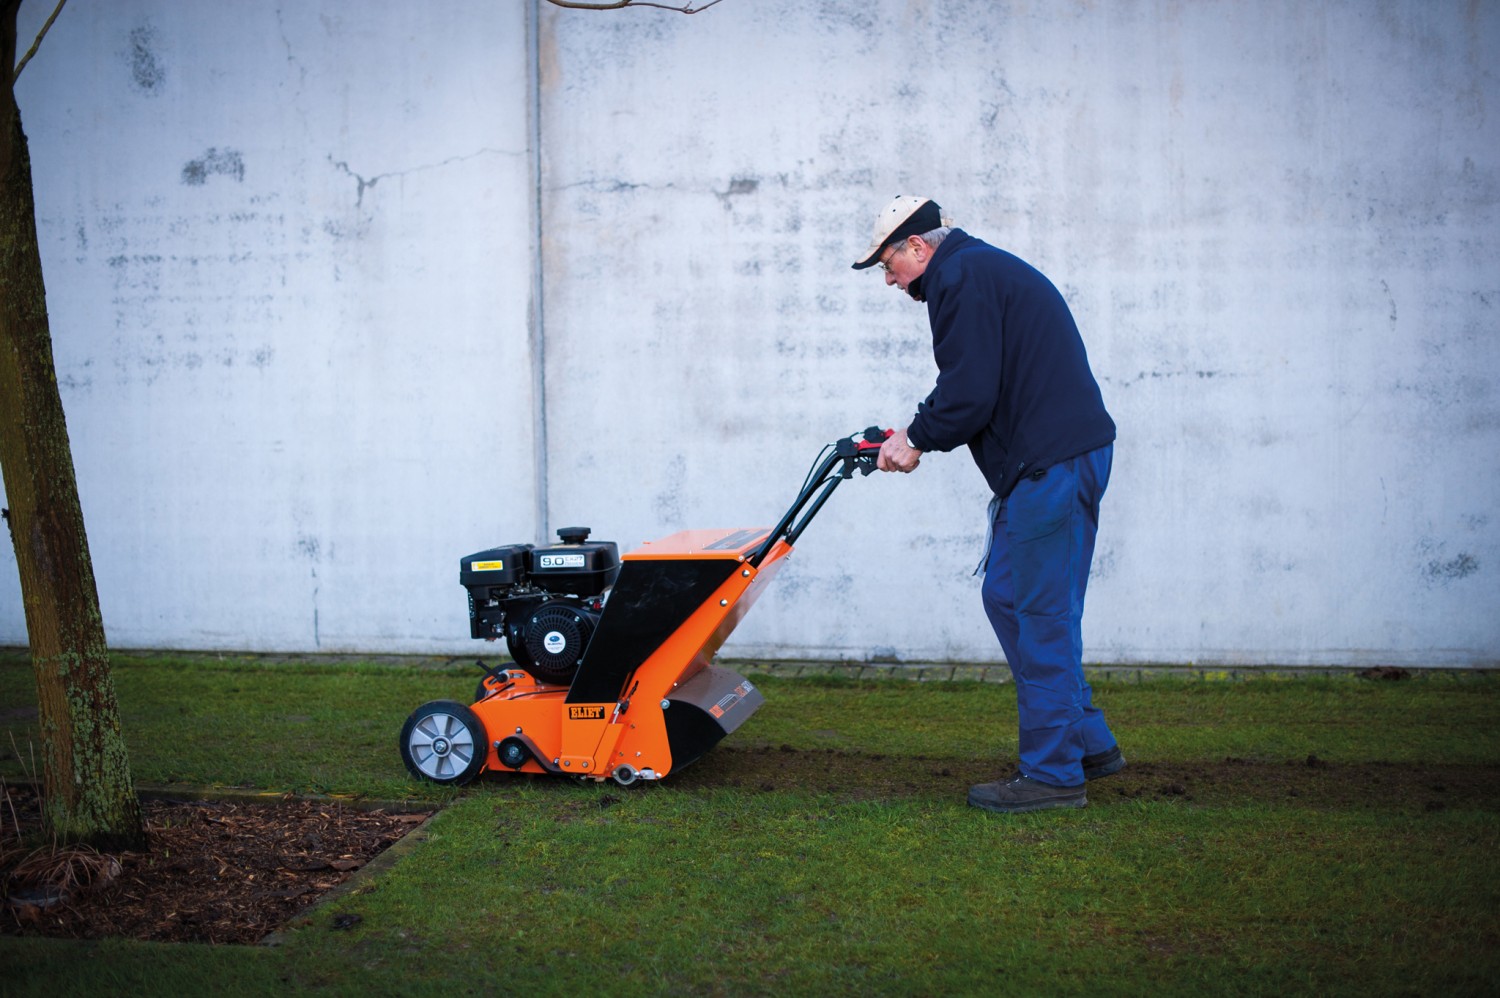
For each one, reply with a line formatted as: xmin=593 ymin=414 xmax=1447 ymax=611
xmin=126 ymin=23 xmax=166 ymax=95
xmin=181 ymin=148 xmax=246 ymax=186
xmin=1420 ymin=541 xmax=1481 ymax=588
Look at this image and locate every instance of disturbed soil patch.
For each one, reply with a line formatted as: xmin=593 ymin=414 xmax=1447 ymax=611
xmin=681 ymin=744 xmax=1500 ymax=813
xmin=1 ymin=788 xmax=430 ymax=945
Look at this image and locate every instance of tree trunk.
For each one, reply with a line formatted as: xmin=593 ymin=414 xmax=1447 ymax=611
xmin=1 ymin=7 xmax=145 ymax=850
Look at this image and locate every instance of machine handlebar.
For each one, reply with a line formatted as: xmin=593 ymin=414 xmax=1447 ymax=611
xmin=747 ymin=426 xmax=895 ymax=567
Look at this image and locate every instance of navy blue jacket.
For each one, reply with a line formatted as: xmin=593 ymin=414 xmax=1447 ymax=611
xmin=904 ymin=230 xmax=1115 ymax=499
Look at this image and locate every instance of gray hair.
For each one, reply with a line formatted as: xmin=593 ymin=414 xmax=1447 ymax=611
xmin=918 ymin=226 xmax=952 ymax=249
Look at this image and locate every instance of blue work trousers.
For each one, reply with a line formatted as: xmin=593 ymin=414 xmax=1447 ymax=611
xmin=981 ymin=444 xmax=1115 ymax=787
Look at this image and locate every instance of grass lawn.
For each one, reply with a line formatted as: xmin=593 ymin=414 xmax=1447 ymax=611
xmin=1 ymin=651 xmax=1497 ymax=996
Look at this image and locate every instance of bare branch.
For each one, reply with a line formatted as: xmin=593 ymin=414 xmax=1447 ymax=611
xmin=544 ymin=0 xmax=727 ymax=12
xmin=12 ymin=0 xmax=66 ymax=84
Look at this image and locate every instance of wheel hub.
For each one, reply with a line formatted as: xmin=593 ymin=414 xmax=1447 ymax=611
xmin=403 ymin=707 xmax=481 ymax=783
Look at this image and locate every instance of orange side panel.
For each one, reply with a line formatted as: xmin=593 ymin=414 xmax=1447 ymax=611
xmin=560 ymin=710 xmax=612 ymax=775
xmin=624 ymin=542 xmax=794 ymax=774
xmin=572 ymin=543 xmax=793 ymax=778
xmin=471 ymin=688 xmax=566 ymax=774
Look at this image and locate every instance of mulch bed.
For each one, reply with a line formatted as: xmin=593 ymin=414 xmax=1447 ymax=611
xmin=0 ymin=785 xmax=430 ymax=945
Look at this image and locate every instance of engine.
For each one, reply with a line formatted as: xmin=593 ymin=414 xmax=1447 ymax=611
xmin=460 ymin=526 xmax=620 ymax=686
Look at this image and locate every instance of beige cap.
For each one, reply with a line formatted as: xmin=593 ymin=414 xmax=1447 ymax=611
xmin=852 ymin=195 xmax=946 ymax=270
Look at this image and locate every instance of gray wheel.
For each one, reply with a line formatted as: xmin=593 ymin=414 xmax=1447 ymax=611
xmin=399 ymin=700 xmax=486 ymax=784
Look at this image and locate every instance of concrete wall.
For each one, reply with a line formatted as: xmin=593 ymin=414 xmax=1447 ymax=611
xmin=3 ymin=0 xmax=1496 ymax=666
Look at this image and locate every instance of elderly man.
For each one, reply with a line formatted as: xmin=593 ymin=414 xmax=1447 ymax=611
xmin=853 ymin=195 xmax=1125 ymax=813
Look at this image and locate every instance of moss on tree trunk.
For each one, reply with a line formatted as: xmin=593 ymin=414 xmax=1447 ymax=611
xmin=1 ymin=8 xmax=145 ymax=850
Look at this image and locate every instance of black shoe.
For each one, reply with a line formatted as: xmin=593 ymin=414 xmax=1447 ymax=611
xmin=968 ymin=774 xmax=1086 ymax=814
xmin=1083 ymin=745 xmax=1126 ymax=780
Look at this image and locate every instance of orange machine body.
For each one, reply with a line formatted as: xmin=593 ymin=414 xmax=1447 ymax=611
xmin=468 ymin=527 xmax=793 ymax=783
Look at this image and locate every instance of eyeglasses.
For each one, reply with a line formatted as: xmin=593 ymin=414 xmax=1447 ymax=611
xmin=878 ymin=240 xmax=907 ymax=273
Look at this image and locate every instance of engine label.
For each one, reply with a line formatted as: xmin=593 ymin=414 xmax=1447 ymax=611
xmin=538 ymin=553 xmax=587 ymax=569
xmin=470 ymin=559 xmax=504 ymax=571
xmin=568 ymin=706 xmax=606 ymax=720
xmin=544 ymin=631 xmax=567 ymax=654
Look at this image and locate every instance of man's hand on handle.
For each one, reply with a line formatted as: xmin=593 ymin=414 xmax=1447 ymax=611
xmin=877 ymin=427 xmax=923 ymax=473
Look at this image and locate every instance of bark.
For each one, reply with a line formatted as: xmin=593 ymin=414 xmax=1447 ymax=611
xmin=1 ymin=2 xmax=144 ymax=850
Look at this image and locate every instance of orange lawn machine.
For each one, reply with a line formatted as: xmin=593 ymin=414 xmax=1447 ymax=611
xmin=398 ymin=427 xmax=892 ymax=787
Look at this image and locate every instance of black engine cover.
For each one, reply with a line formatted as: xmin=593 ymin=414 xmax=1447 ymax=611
xmin=461 ymin=528 xmax=620 ymax=642
xmin=507 ymin=599 xmax=599 ymax=686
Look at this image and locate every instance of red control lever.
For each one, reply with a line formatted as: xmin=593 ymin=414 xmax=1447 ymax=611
xmin=855 ymin=427 xmax=895 ymax=452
